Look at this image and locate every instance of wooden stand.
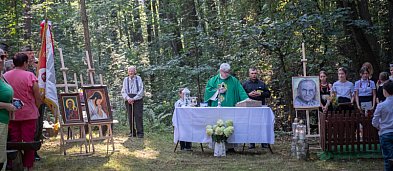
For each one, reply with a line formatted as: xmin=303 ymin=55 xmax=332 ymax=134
xmin=82 ymin=51 xmax=115 ymax=154
xmin=88 ymin=122 xmax=115 ymax=154
xmin=57 ymin=48 xmax=90 ymax=155
xmin=295 ymin=43 xmax=320 ymax=138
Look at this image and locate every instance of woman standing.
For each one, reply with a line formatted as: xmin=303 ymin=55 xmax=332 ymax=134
xmin=319 ymin=71 xmax=332 ymax=112
xmin=0 ymin=49 xmax=16 ymax=170
xmin=354 ymin=67 xmax=376 ymax=111
xmin=4 ymin=53 xmax=41 ymax=171
xmin=331 ymin=67 xmax=354 ymax=104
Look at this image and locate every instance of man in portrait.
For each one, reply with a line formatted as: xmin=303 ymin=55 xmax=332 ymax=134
xmin=294 ymin=79 xmax=319 ymax=107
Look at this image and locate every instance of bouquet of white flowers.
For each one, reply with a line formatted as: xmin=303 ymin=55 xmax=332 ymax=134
xmin=206 ymin=119 xmax=234 ymax=143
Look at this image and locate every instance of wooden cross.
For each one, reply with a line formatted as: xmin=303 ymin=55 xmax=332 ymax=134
xmin=301 ymin=42 xmax=307 ymax=77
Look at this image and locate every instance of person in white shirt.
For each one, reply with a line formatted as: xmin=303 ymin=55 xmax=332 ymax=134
xmin=121 ymin=66 xmax=144 ymax=138
xmin=372 ymin=80 xmax=393 ymax=171
xmin=174 ymin=88 xmax=192 ymax=151
xmin=354 ymin=66 xmax=376 ymax=111
xmin=329 ymin=67 xmax=354 ymax=110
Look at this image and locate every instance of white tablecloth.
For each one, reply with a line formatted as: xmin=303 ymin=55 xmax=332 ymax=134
xmin=172 ymin=107 xmax=275 ymax=144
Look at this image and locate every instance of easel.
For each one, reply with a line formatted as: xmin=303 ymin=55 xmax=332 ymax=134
xmin=82 ymin=51 xmax=115 ymax=154
xmin=57 ymin=48 xmax=90 ymax=155
xmin=295 ymin=43 xmax=320 ymax=138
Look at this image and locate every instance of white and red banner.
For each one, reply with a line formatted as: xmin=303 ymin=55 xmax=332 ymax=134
xmin=38 ymin=20 xmax=59 ymax=122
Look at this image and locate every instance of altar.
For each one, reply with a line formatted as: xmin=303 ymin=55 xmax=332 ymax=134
xmin=172 ymin=107 xmax=275 ymax=144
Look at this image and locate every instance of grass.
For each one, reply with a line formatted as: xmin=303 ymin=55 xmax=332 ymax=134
xmin=33 ymin=126 xmax=384 ymax=171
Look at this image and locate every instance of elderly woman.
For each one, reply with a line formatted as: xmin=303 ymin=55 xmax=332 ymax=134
xmin=0 ymin=49 xmax=16 ymax=170
xmin=4 ymin=53 xmax=41 ymax=171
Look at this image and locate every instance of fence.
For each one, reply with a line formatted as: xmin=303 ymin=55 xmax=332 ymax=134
xmin=319 ymin=107 xmax=379 ymax=153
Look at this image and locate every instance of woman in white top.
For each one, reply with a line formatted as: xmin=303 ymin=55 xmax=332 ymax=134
xmin=331 ymin=67 xmax=354 ymax=104
xmin=354 ymin=67 xmax=376 ymax=111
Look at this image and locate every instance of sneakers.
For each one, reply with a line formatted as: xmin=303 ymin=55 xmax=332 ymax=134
xmin=248 ymin=143 xmax=256 ymax=149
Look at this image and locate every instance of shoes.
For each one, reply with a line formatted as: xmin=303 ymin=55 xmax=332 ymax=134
xmin=128 ymin=132 xmax=136 ymax=137
xmin=35 ymin=152 xmax=41 ymax=161
xmin=137 ymin=134 xmax=144 ymax=138
xmin=248 ymin=145 xmax=256 ymax=149
xmin=226 ymin=148 xmax=236 ymax=153
xmin=261 ymin=143 xmax=269 ymax=148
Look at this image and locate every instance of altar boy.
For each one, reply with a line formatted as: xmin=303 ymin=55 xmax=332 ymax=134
xmin=175 ymin=88 xmax=192 ymax=151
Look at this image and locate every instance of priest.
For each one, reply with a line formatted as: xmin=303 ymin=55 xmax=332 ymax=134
xmin=204 ymin=63 xmax=249 ymax=107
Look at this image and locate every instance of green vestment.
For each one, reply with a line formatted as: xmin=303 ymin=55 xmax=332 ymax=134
xmin=204 ymin=74 xmax=249 ymax=107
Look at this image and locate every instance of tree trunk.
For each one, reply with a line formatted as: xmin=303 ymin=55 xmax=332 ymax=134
xmin=23 ymin=0 xmax=32 ymax=40
xmin=79 ymin=0 xmax=93 ymax=67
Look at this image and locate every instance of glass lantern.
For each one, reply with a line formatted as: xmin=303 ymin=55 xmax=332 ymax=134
xmin=296 ymin=120 xmax=306 ymax=140
xmin=292 ymin=118 xmax=299 ymax=137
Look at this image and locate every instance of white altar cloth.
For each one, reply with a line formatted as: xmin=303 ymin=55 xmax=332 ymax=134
xmin=172 ymin=107 xmax=275 ymax=144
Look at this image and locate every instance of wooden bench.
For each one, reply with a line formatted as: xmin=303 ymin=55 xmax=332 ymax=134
xmin=319 ymin=107 xmax=379 ymax=153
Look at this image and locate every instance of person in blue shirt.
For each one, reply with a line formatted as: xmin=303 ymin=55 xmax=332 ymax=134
xmin=372 ymin=80 xmax=393 ymax=171
xmin=354 ymin=66 xmax=376 ymax=111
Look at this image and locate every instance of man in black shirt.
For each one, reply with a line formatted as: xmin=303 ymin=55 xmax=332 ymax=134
xmin=242 ymin=67 xmax=271 ymax=149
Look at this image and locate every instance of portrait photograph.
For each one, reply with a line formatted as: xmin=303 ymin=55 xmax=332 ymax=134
xmin=59 ymin=93 xmax=84 ymax=124
xmin=292 ymin=76 xmax=321 ymax=109
xmin=82 ymin=85 xmax=113 ymax=123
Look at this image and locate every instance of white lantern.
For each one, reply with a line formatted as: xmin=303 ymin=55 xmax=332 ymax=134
xmin=292 ymin=118 xmax=299 ymax=137
xmin=297 ymin=120 xmax=306 ymax=140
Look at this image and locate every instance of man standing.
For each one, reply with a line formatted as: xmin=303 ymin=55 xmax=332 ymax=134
xmin=372 ymin=80 xmax=393 ymax=171
xmin=204 ymin=63 xmax=249 ymax=107
xmin=21 ymin=46 xmax=36 ymax=75
xmin=204 ymin=63 xmax=249 ymax=153
xmin=242 ymin=67 xmax=271 ymax=149
xmin=121 ymin=66 xmax=144 ymax=138
xmin=294 ymin=79 xmax=319 ymax=107
xmin=242 ymin=67 xmax=271 ymax=105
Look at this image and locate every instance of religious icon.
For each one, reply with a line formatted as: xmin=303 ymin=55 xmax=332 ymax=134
xmin=59 ymin=93 xmax=84 ymax=124
xmin=292 ymin=76 xmax=321 ymax=108
xmin=82 ymin=85 xmax=113 ymax=123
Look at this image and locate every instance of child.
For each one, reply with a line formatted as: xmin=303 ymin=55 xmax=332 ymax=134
xmin=331 ymin=67 xmax=354 ymax=104
xmin=174 ymin=88 xmax=192 ymax=151
xmin=354 ymin=66 xmax=376 ymax=111
xmin=372 ymin=80 xmax=393 ymax=171
xmin=377 ymin=72 xmax=389 ymax=103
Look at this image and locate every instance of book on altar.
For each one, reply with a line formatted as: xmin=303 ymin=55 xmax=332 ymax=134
xmin=235 ymin=99 xmax=262 ymax=107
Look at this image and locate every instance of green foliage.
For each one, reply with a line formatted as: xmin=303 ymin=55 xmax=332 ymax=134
xmin=1 ymin=0 xmax=392 ymax=131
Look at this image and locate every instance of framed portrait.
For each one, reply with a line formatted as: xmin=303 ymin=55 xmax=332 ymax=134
xmin=82 ymin=85 xmax=113 ymax=123
xmin=292 ymin=76 xmax=321 ymax=109
xmin=59 ymin=93 xmax=84 ymax=124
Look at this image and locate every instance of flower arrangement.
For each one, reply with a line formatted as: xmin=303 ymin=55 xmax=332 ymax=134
xmin=206 ymin=119 xmax=234 ymax=143
xmin=327 ymin=93 xmax=338 ymax=109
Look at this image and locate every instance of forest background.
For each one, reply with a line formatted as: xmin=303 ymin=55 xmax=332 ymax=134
xmin=1 ymin=0 xmax=392 ymax=131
